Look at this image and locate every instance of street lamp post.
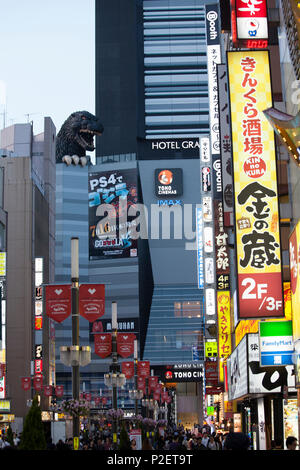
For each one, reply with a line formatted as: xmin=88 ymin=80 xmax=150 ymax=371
xmin=71 ymin=237 xmax=80 ymax=448
xmin=134 ymin=339 xmax=138 ymax=416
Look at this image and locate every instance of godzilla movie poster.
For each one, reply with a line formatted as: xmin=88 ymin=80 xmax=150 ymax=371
xmin=88 ymin=169 xmax=138 ymax=260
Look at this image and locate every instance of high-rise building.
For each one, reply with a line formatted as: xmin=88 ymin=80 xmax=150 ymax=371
xmin=0 ymin=118 xmax=56 ymax=428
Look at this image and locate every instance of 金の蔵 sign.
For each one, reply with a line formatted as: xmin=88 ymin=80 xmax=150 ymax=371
xmin=227 ymin=50 xmax=283 ymax=319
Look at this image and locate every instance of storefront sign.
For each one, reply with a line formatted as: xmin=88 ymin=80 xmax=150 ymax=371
xmin=217 ymin=291 xmax=232 ymax=382
xmin=259 ymin=321 xmax=294 ymax=367
xmin=196 ymin=207 xmax=204 ymax=289
xmin=231 ymin=0 xmax=268 ymax=48
xmin=289 ymin=222 xmax=300 ymax=342
xmin=200 ymin=137 xmax=210 ymax=163
xmin=227 ymin=50 xmax=283 ymax=319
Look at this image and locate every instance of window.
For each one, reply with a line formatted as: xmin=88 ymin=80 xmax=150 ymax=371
xmin=174 ymin=301 xmax=201 ymax=318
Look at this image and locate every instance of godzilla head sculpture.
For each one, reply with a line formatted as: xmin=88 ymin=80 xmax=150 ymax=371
xmin=56 ymin=111 xmax=104 ymax=165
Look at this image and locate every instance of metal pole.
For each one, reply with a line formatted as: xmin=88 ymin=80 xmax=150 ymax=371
xmin=71 ymin=237 xmax=80 ymax=450
xmin=134 ymin=339 xmax=138 ymax=416
xmin=111 ymin=301 xmax=119 ymax=447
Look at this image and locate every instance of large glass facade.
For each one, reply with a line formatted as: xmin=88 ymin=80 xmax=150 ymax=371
xmin=143 ymin=286 xmax=204 ymax=364
xmin=143 ymin=0 xmax=209 ymax=139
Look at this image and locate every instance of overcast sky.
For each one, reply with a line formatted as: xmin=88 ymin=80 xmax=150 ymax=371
xmin=0 ymin=0 xmax=95 ymax=143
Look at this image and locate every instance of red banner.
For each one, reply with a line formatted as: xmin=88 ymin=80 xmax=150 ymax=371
xmin=121 ymin=361 xmax=134 ymax=379
xmin=94 ymin=397 xmax=101 ymax=406
xmin=137 ymin=376 xmax=146 ymax=393
xmin=148 ymin=376 xmax=158 ymax=391
xmin=21 ymin=377 xmax=31 ymax=391
xmin=33 ymin=376 xmax=43 ymax=391
xmin=55 ymin=385 xmax=64 ymax=397
xmin=94 ymin=333 xmax=112 ymax=358
xmin=137 ymin=361 xmax=150 ymax=378
xmin=0 ymin=364 xmax=5 ymax=378
xmin=43 ymin=385 xmax=53 ymax=397
xmin=79 ymin=284 xmax=105 ymax=322
xmin=117 ymin=333 xmax=136 ymax=358
xmin=161 ymin=391 xmax=168 ymax=403
xmin=102 ymin=397 xmax=108 ymax=405
xmin=85 ymin=393 xmax=92 ymax=402
xmin=205 ymin=361 xmax=219 ymax=386
xmin=45 ymin=285 xmax=71 ymax=323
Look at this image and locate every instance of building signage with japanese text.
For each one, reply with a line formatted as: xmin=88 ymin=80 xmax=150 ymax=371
xmin=227 ymin=50 xmax=283 ymax=319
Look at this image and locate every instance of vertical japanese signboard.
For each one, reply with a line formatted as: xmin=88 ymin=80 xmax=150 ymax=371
xmin=217 ymin=291 xmax=232 ymax=382
xmin=289 ymin=221 xmax=300 ymax=343
xmin=227 ymin=50 xmax=283 ymax=319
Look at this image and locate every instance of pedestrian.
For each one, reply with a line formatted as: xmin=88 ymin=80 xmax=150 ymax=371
xmin=130 ymin=438 xmax=137 ymax=450
xmin=197 ymin=437 xmax=208 ymax=450
xmin=207 ymin=435 xmax=218 ymax=450
xmin=142 ymin=438 xmax=153 ymax=450
xmin=223 ymin=432 xmax=250 ymax=450
xmin=286 ymin=436 xmax=298 ymax=450
xmin=201 ymin=432 xmax=209 ymax=447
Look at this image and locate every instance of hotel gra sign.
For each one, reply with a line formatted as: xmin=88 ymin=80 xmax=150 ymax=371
xmin=227 ymin=51 xmax=283 ymax=319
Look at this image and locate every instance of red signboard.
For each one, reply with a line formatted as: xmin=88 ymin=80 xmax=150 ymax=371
xmin=43 ymin=385 xmax=53 ymax=397
xmin=94 ymin=333 xmax=112 ymax=359
xmin=121 ymin=361 xmax=134 ymax=379
xmin=117 ymin=333 xmax=136 ymax=358
xmin=102 ymin=397 xmax=108 ymax=405
xmin=231 ymin=0 xmax=268 ymax=48
xmin=0 ymin=364 xmax=5 ymax=378
xmin=21 ymin=377 xmax=31 ymax=391
xmin=161 ymin=391 xmax=168 ymax=403
xmin=55 ymin=385 xmax=64 ymax=397
xmin=45 ymin=285 xmax=71 ymax=323
xmin=33 ymin=376 xmax=43 ymax=391
xmin=85 ymin=393 xmax=92 ymax=402
xmin=205 ymin=361 xmax=219 ymax=386
xmin=79 ymin=284 xmax=105 ymax=322
xmin=137 ymin=361 xmax=150 ymax=378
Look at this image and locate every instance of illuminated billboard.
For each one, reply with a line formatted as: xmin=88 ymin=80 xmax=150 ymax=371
xmin=231 ymin=0 xmax=268 ymax=49
xmin=289 ymin=220 xmax=300 ymax=342
xmin=89 ymin=169 xmax=138 ymax=260
xmin=217 ymin=291 xmax=232 ymax=382
xmin=227 ymin=50 xmax=283 ymax=319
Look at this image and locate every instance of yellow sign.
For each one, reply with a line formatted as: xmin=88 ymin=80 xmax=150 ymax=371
xmin=0 ymin=253 xmax=6 ymax=276
xmin=289 ymin=221 xmax=300 ymax=342
xmin=235 ymin=320 xmax=259 ymax=346
xmin=224 ymin=401 xmax=237 ymax=413
xmin=205 ymin=341 xmax=217 ymax=358
xmin=0 ymin=400 xmax=10 ymax=412
xmin=227 ymin=50 xmax=283 ymax=319
xmin=217 ymin=291 xmax=231 ymax=382
xmin=73 ymin=437 xmax=79 ymax=451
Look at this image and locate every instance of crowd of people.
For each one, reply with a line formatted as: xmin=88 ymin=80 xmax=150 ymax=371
xmin=0 ymin=425 xmax=298 ymax=451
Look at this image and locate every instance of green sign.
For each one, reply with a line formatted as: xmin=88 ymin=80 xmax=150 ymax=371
xmin=207 ymin=406 xmax=214 ymax=416
xmin=259 ymin=321 xmax=294 ymax=367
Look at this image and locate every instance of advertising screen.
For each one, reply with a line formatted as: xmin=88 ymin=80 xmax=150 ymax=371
xmin=89 ymin=169 xmax=138 ymax=260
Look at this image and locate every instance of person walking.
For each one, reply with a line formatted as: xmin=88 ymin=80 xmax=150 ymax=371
xmin=207 ymin=435 xmax=218 ymax=450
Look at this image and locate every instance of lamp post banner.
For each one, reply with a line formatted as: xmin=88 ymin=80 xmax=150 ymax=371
xmin=45 ymin=285 xmax=71 ymax=323
xmin=137 ymin=361 xmax=150 ymax=378
xmin=117 ymin=333 xmax=136 ymax=358
xmin=148 ymin=376 xmax=159 ymax=390
xmin=79 ymin=284 xmax=105 ymax=322
xmin=94 ymin=333 xmax=112 ymax=358
xmin=137 ymin=376 xmax=146 ymax=393
xmin=55 ymin=385 xmax=64 ymax=397
xmin=43 ymin=385 xmax=52 ymax=397
xmin=21 ymin=377 xmax=31 ymax=391
xmin=121 ymin=361 xmax=134 ymax=379
xmin=33 ymin=376 xmax=43 ymax=391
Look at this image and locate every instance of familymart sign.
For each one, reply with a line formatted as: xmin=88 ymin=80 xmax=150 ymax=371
xmin=259 ymin=321 xmax=294 ymax=367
